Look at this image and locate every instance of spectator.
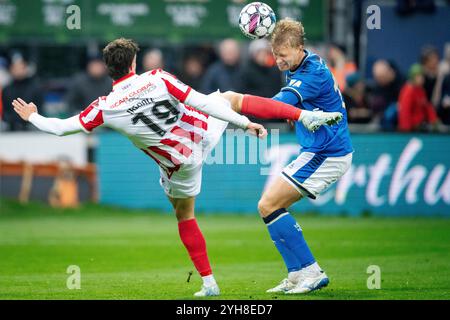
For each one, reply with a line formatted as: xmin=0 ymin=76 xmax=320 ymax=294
xmin=241 ymin=39 xmax=282 ymax=97
xmin=420 ymin=45 xmax=440 ymax=102
xmin=49 ymin=159 xmax=79 ymax=209
xmin=437 ymin=73 xmax=450 ymax=125
xmin=0 ymin=56 xmax=11 ymax=89
xmin=65 ymin=55 xmax=112 ymax=114
xmin=398 ymin=64 xmax=438 ymax=132
xmin=201 ymin=38 xmax=242 ymax=94
xmin=0 ymin=56 xmax=11 ymax=123
xmin=1 ymin=53 xmax=43 ymax=131
xmin=142 ymin=48 xmax=164 ymax=72
xmin=432 ymin=43 xmax=450 ymax=123
xmin=342 ymin=72 xmax=372 ymax=123
xmin=178 ymin=55 xmax=205 ymax=91
xmin=327 ymin=43 xmax=357 ymax=91
xmin=367 ymin=59 xmax=404 ymax=130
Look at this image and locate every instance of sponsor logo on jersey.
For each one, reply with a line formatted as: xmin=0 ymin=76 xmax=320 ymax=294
xmin=110 ymin=82 xmax=156 ymax=109
xmin=289 ymin=79 xmax=302 ymax=87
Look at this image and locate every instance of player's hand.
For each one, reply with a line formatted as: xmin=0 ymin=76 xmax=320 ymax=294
xmin=287 ymin=119 xmax=295 ymax=128
xmin=12 ymin=98 xmax=38 ymax=121
xmin=246 ymin=122 xmax=267 ymax=139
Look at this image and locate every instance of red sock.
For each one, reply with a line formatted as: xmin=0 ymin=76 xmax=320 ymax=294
xmin=241 ymin=94 xmax=302 ymax=121
xmin=178 ymin=218 xmax=212 ymax=277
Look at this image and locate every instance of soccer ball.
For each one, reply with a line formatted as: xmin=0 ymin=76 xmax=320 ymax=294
xmin=238 ymin=2 xmax=276 ymax=40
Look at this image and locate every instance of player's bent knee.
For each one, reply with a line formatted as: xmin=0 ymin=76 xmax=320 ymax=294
xmin=175 ymin=208 xmax=195 ymax=222
xmin=170 ymin=197 xmax=196 ymax=222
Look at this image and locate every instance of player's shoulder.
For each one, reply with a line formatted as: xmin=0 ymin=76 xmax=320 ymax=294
xmin=301 ymin=51 xmax=326 ymax=73
xmin=138 ymin=69 xmax=159 ymax=81
xmin=138 ymin=69 xmax=177 ymax=92
xmin=143 ymin=68 xmax=179 ymax=86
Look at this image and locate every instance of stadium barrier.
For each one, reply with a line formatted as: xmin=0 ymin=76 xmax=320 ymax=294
xmin=96 ymin=131 xmax=449 ymax=216
xmin=0 ymin=132 xmax=96 ymax=205
xmin=0 ymin=160 xmax=97 ymax=205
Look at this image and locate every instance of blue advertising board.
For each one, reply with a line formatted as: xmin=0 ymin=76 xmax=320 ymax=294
xmin=96 ymin=131 xmax=450 ymax=216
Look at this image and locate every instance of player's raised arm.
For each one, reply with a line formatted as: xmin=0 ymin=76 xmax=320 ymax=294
xmin=12 ymin=98 xmax=84 ymax=136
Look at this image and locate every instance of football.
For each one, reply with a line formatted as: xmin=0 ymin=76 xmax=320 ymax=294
xmin=238 ymin=2 xmax=276 ymax=40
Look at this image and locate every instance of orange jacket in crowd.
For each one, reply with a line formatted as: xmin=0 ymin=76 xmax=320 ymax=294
xmin=329 ymin=62 xmax=357 ymax=91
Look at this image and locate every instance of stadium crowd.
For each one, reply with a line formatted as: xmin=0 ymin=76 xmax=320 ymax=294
xmin=1 ymin=39 xmax=449 ymax=133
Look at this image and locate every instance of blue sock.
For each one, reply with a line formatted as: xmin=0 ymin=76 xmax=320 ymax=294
xmin=264 ymin=208 xmax=315 ymax=268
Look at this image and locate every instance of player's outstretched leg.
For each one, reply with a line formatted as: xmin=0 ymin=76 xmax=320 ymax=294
xmin=258 ymin=178 xmax=329 ymax=294
xmin=170 ymin=196 xmax=220 ymax=297
xmin=299 ymin=109 xmax=343 ymax=132
xmin=220 ymin=92 xmax=342 ymax=133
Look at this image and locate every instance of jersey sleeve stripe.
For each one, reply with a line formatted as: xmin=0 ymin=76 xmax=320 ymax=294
xmin=157 ymin=72 xmax=192 ymax=103
xmin=141 ymin=148 xmax=162 ymax=166
xmin=162 ymin=79 xmax=191 ymax=102
xmin=78 ymin=118 xmax=91 ymax=133
xmin=281 ymin=86 xmax=304 ymax=103
xmin=141 ymin=148 xmax=181 ymax=178
xmin=180 ymin=114 xmax=208 ymax=130
xmin=148 ymin=146 xmax=182 ymax=166
xmin=79 ymin=100 xmax=104 ymax=132
xmin=160 ymin=139 xmax=193 ymax=158
xmin=184 ymin=105 xmax=209 ymax=119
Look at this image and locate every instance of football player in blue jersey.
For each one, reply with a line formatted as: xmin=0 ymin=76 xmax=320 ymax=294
xmin=222 ymin=18 xmax=353 ymax=294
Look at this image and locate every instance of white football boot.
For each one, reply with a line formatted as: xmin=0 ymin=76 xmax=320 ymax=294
xmin=194 ymin=284 xmax=220 ymax=297
xmin=285 ymin=264 xmax=329 ymax=294
xmin=299 ymin=109 xmax=343 ymax=132
xmin=266 ymin=271 xmax=301 ymax=293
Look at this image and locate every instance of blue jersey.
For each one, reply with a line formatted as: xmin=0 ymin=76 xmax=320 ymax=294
xmin=273 ymin=50 xmax=353 ymax=157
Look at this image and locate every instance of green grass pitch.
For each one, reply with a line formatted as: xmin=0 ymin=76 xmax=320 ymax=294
xmin=0 ymin=199 xmax=449 ymax=300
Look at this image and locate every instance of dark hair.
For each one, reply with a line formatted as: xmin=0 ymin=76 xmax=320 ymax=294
xmin=102 ymin=38 xmax=139 ymax=80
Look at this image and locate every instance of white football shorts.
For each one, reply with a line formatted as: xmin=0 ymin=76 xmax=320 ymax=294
xmin=281 ymin=151 xmax=353 ymax=199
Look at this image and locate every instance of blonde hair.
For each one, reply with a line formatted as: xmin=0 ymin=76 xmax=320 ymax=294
xmin=271 ymin=18 xmax=305 ymax=49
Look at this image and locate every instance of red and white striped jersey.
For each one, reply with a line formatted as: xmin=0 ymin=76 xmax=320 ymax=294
xmin=78 ymin=69 xmax=211 ymax=174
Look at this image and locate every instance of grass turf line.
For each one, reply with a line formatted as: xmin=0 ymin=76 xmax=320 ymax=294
xmin=0 ymin=199 xmax=449 ymax=300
